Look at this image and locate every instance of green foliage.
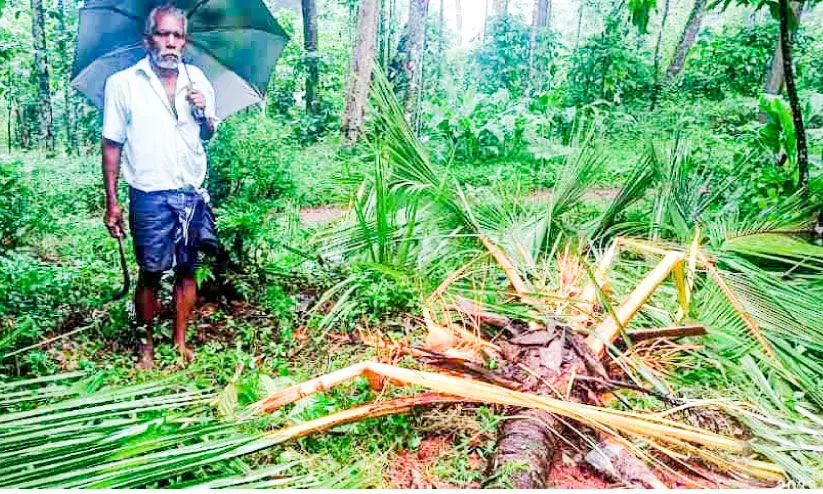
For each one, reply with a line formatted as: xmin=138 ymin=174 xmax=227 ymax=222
xmin=628 ymin=0 xmax=658 ymax=34
xmin=680 ymin=22 xmax=777 ymax=99
xmin=470 ymin=15 xmax=561 ymax=99
xmin=0 ymin=160 xmax=37 ymax=250
xmin=566 ymin=16 xmax=654 ymax=106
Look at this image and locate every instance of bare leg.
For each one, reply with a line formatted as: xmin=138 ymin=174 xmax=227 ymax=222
xmin=173 ymin=267 xmax=196 ymax=362
xmin=135 ymin=270 xmax=162 ymax=371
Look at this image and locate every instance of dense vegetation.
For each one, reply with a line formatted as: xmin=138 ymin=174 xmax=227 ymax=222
xmin=1 ymin=0 xmax=823 ymax=488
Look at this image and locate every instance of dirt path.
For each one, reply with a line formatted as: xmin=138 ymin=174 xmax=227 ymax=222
xmin=299 ymin=188 xmax=620 ymax=227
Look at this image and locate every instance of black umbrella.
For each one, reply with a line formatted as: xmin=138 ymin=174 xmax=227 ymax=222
xmin=71 ymin=0 xmax=289 ymax=120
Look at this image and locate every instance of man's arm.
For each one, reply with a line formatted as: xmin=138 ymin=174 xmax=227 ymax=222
xmin=102 ymin=138 xmax=126 ymax=238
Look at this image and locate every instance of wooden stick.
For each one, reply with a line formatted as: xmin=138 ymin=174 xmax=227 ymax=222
xmin=627 ymin=325 xmax=706 ymax=341
xmin=586 ymin=252 xmax=685 ymax=356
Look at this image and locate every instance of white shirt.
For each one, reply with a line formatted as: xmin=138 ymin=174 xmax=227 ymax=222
xmin=102 ymin=56 xmax=219 ymax=193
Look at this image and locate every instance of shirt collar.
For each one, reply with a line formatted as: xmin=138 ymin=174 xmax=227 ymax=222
xmin=135 ymin=55 xmax=154 ymax=78
xmin=135 ymin=55 xmax=193 ymax=96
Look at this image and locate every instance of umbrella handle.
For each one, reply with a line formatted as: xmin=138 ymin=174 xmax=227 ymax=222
xmin=182 ymin=62 xmax=206 ymax=122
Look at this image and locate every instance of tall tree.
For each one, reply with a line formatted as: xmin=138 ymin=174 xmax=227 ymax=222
xmin=575 ymin=0 xmax=585 ymax=48
xmin=650 ymin=0 xmax=671 ymax=108
xmin=763 ymin=0 xmax=801 ymax=94
xmin=302 ymin=0 xmax=319 ymax=114
xmin=57 ymin=0 xmax=75 ymax=152
xmin=535 ymin=0 xmax=551 ymax=26
xmin=777 ymin=0 xmax=808 ymax=189
xmin=455 ymin=0 xmax=463 ymax=45
xmin=31 ymin=0 xmax=54 ymax=151
xmin=396 ymin=0 xmax=430 ymax=120
xmin=666 ymin=0 xmax=708 ymax=80
xmin=342 ymin=0 xmax=380 ymax=142
xmin=529 ymin=0 xmax=551 ymax=88
xmin=493 ymin=0 xmax=508 ymax=14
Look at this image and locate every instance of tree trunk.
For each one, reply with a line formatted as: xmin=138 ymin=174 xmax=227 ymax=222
xmin=535 ymin=0 xmax=550 ymax=26
xmin=493 ymin=0 xmax=508 ymax=14
xmin=342 ymin=0 xmax=380 ymax=142
xmin=764 ymin=0 xmax=801 ymax=95
xmin=302 ymin=0 xmax=320 ymax=114
xmin=7 ymin=97 xmax=12 ymax=154
xmin=575 ymin=1 xmax=585 ymax=49
xmin=529 ymin=0 xmax=551 ymax=93
xmin=438 ymin=0 xmax=445 ymax=78
xmin=455 ymin=0 xmax=463 ymax=45
xmin=398 ymin=0 xmax=430 ymax=120
xmin=665 ymin=0 xmax=707 ymax=80
xmin=778 ymin=0 xmax=808 ymax=191
xmin=483 ymin=0 xmax=490 ymax=41
xmin=650 ymin=0 xmax=671 ymax=108
xmin=58 ymin=0 xmax=75 ymax=153
xmin=31 ymin=0 xmax=54 ymax=151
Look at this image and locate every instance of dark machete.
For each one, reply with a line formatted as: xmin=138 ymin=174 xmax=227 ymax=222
xmin=114 ymin=236 xmax=130 ymax=301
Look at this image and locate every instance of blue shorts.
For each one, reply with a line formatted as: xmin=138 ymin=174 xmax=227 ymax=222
xmin=129 ymin=187 xmax=218 ymax=273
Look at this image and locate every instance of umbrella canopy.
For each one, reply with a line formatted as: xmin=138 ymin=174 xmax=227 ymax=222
xmin=71 ymin=0 xmax=289 ymax=120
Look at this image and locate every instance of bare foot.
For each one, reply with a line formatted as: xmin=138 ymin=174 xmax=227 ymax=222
xmin=136 ymin=344 xmax=154 ymax=371
xmin=174 ymin=342 xmax=195 ymax=363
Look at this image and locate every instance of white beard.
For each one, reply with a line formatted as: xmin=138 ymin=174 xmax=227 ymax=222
xmin=149 ymin=49 xmax=181 ymax=70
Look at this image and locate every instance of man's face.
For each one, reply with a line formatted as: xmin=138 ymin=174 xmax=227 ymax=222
xmin=146 ymin=13 xmax=186 ymax=70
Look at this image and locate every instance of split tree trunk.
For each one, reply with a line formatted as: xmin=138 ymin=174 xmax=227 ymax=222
xmin=778 ymin=0 xmax=808 ymax=191
xmin=398 ymin=0 xmax=430 ymax=120
xmin=31 ymin=0 xmax=54 ymax=151
xmin=665 ymin=0 xmax=707 ymax=80
xmin=302 ymin=0 xmax=320 ymax=114
xmin=342 ymin=0 xmax=380 ymax=142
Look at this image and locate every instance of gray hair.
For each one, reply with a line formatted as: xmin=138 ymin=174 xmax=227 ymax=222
xmin=144 ymin=4 xmax=188 ymax=36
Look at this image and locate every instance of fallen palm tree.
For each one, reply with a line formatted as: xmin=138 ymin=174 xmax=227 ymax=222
xmin=304 ymin=67 xmax=823 ymax=487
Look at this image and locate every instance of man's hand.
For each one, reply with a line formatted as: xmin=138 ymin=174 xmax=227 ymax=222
xmin=186 ymin=89 xmax=206 ymax=112
xmin=105 ymin=203 xmax=126 ymax=238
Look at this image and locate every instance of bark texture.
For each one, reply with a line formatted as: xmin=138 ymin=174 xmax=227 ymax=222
xmin=31 ymin=0 xmax=54 ymax=151
xmin=535 ymin=0 xmax=550 ymax=27
xmin=486 ymin=409 xmax=558 ymax=488
xmin=342 ymin=0 xmax=380 ymax=142
xmin=650 ymin=0 xmax=671 ymax=108
xmin=763 ymin=0 xmax=801 ymax=95
xmin=665 ymin=0 xmax=707 ymax=80
xmin=302 ymin=0 xmax=320 ymax=114
xmin=485 ymin=327 xmax=608 ymax=488
xmin=397 ymin=0 xmax=430 ymax=119
xmin=778 ymin=0 xmax=808 ymax=190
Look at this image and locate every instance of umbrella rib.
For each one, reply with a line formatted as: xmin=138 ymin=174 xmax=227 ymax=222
xmin=81 ymin=5 xmax=143 ymax=24
xmin=185 ymin=38 xmax=269 ymax=94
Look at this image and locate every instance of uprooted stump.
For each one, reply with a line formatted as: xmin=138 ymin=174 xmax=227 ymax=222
xmin=481 ymin=324 xmax=663 ymax=489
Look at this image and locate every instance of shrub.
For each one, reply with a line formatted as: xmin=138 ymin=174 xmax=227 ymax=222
xmin=566 ymin=16 xmax=653 ymax=107
xmin=0 ymin=159 xmax=37 ymax=250
xmin=680 ymin=22 xmax=777 ymax=99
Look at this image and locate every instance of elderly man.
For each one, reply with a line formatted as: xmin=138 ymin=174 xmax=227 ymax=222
xmin=102 ymin=4 xmax=219 ymax=370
